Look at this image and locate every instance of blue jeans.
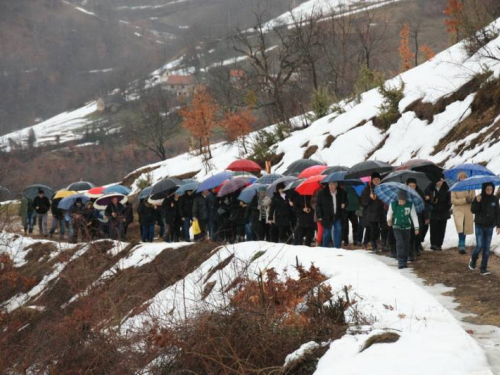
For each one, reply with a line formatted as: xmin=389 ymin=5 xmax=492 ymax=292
xmin=322 ymin=220 xmax=342 ymax=248
xmin=159 ymin=220 xmax=165 ymax=238
xmin=141 ymin=225 xmax=155 ymax=242
xmin=208 ymin=219 xmax=217 ymax=241
xmin=25 ymin=212 xmax=35 ymax=232
xmin=50 ymin=217 xmax=65 ymax=236
xmin=472 ymin=225 xmax=494 ymax=271
xmin=183 ymin=217 xmax=192 ymax=242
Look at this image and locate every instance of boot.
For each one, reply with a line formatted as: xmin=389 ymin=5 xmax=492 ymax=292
xmin=458 ymin=234 xmax=466 ymax=254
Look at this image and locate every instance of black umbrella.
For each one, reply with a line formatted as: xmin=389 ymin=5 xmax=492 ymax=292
xmin=151 ymin=178 xmax=180 ymax=199
xmin=283 ymin=159 xmax=326 ymax=176
xmin=345 ymin=160 xmax=394 ymax=179
xmin=22 ymin=184 xmax=55 ymax=200
xmin=67 ymin=181 xmax=95 ymax=191
xmin=382 ymin=170 xmax=432 ymax=191
xmin=321 ymin=166 xmax=349 ymax=175
xmin=396 ymin=160 xmax=443 ymax=182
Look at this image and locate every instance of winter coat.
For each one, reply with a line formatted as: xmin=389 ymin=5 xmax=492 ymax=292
xmin=162 ymin=196 xmax=180 ymax=226
xmin=345 ymin=186 xmax=361 ymax=212
xmin=32 ymin=196 xmax=51 ymax=215
xmin=451 ymin=190 xmax=475 ymax=235
xmin=471 ymin=187 xmax=500 ymax=228
xmin=294 ymin=195 xmax=315 ymax=228
xmin=123 ymin=202 xmax=134 ymax=226
xmin=426 ymin=182 xmax=451 ymax=221
xmin=387 ymin=201 xmax=419 ymax=231
xmin=360 ymin=184 xmax=386 ymax=223
xmin=69 ymin=203 xmax=85 ymax=221
xmin=268 ymin=192 xmax=292 ymax=227
xmin=105 ymin=202 xmax=125 ymax=222
xmin=206 ymin=192 xmax=218 ymax=221
xmin=246 ymin=194 xmax=271 ymax=225
xmin=50 ymin=198 xmax=64 ymax=220
xmin=19 ymin=197 xmax=33 ymax=226
xmin=138 ymin=203 xmax=157 ymax=226
xmin=179 ymin=194 xmax=194 ymax=219
xmin=229 ymin=196 xmax=247 ymax=226
xmin=315 ymin=187 xmax=347 ymax=225
xmin=192 ymin=194 xmax=209 ymax=221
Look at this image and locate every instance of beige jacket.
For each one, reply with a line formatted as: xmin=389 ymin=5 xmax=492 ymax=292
xmin=451 ymin=190 xmax=475 ymax=235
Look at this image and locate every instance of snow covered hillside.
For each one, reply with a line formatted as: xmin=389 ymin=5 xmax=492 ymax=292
xmin=0 ymin=233 xmax=495 ymax=374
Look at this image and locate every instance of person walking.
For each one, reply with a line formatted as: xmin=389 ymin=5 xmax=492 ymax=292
xmin=451 ymin=171 xmax=475 ymax=254
xmin=105 ymin=197 xmax=125 ymax=240
xmin=179 ymin=190 xmax=194 ymax=242
xmin=247 ymin=187 xmax=271 ymax=241
xmin=205 ymin=189 xmax=218 ymax=241
xmin=316 ymin=182 xmax=347 ymax=248
xmin=360 ymin=173 xmax=388 ymax=253
xmin=69 ymin=198 xmax=86 ymax=243
xmin=405 ymin=178 xmax=427 ymax=259
xmin=49 ymin=197 xmax=65 ymax=239
xmin=32 ymin=189 xmax=51 ymax=236
xmin=425 ymin=175 xmax=451 ymax=251
xmin=163 ymin=193 xmax=180 ymax=242
xmin=343 ymin=186 xmax=360 ymax=246
xmin=193 ymin=191 xmax=210 ymax=241
xmin=19 ymin=194 xmax=35 ymax=234
xmin=138 ymin=200 xmax=156 ymax=243
xmin=293 ymin=194 xmax=316 ymax=246
xmin=268 ymin=182 xmax=293 ymax=243
xmin=123 ymin=201 xmax=134 ymax=237
xmin=469 ymin=182 xmax=500 ymax=275
xmin=387 ymin=190 xmax=420 ymax=269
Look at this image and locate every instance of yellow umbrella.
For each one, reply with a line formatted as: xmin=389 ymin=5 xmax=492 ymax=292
xmin=54 ymin=190 xmax=78 ymax=199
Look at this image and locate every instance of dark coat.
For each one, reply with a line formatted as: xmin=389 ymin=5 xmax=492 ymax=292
xmin=123 ymin=202 xmax=134 ymax=225
xmin=229 ymin=196 xmax=247 ymax=226
xmin=268 ymin=192 xmax=292 ymax=227
xmin=179 ymin=194 xmax=194 ymax=219
xmin=105 ymin=202 xmax=125 ymax=222
xmin=206 ymin=192 xmax=218 ymax=220
xmin=69 ymin=202 xmax=85 ymax=219
xmin=426 ymin=182 xmax=451 ymax=221
xmin=138 ymin=203 xmax=157 ymax=226
xmin=162 ymin=196 xmax=180 ymax=226
xmin=316 ymin=187 xmax=347 ymax=225
xmin=33 ymin=196 xmax=51 ymax=215
xmin=360 ymin=184 xmax=386 ymax=223
xmin=192 ymin=194 xmax=209 ymax=221
xmin=471 ymin=185 xmax=500 ymax=227
xmin=51 ymin=198 xmax=64 ymax=220
xmin=294 ymin=195 xmax=315 ymax=228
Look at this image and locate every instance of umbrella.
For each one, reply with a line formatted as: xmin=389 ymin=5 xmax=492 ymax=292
xmin=444 ymin=164 xmax=495 ymax=181
xmin=285 ymin=178 xmax=305 ymax=191
xmin=58 ymin=194 xmax=90 ymax=211
xmin=85 ymin=186 xmax=105 ymax=198
xmin=227 ymin=159 xmax=262 ymax=173
xmin=266 ymin=176 xmax=297 ymax=197
xmin=382 ymin=170 xmax=432 ymax=191
xmin=197 ymin=171 xmax=234 ymax=192
xmin=54 ymin=190 xmax=78 ymax=199
xmin=181 ymin=178 xmax=198 ymax=185
xmin=233 ymin=171 xmax=257 ymax=178
xmin=151 ymin=178 xmax=180 ymax=199
xmin=321 ymin=166 xmax=349 ymax=175
xmin=175 ymin=182 xmax=200 ymax=196
xmin=449 ymin=175 xmax=500 ymax=192
xmin=345 ymin=160 xmax=393 ymax=179
xmin=374 ymin=182 xmax=425 ymax=213
xmin=94 ymin=193 xmax=128 ymax=210
xmin=397 ymin=159 xmax=443 ymax=182
xmin=23 ymin=184 xmax=54 ymax=200
xmin=138 ymin=186 xmax=152 ymax=200
xmin=322 ymin=171 xmax=363 ymax=185
xmin=255 ymin=173 xmax=283 ymax=185
xmin=104 ymin=185 xmax=131 ymax=195
xmin=296 ymin=175 xmax=326 ymax=196
xmin=298 ymin=165 xmax=328 ymax=179
xmin=238 ymin=183 xmax=266 ymax=204
xmin=67 ymin=181 xmax=95 ymax=191
xmin=217 ymin=177 xmax=252 ymax=197
xmin=283 ymin=159 xmax=326 ymax=176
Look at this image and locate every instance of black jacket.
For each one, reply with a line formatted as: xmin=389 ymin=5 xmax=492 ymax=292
xmin=268 ymin=192 xmax=292 ymax=227
xmin=69 ymin=202 xmax=85 ymax=218
xmin=123 ymin=202 xmax=134 ymax=225
xmin=229 ymin=196 xmax=247 ymax=226
xmin=162 ymin=196 xmax=180 ymax=225
xmin=206 ymin=192 xmax=218 ymax=220
xmin=192 ymin=194 xmax=209 ymax=221
xmin=105 ymin=202 xmax=125 ymax=221
xmin=138 ymin=203 xmax=157 ymax=226
xmin=360 ymin=184 xmax=386 ymax=223
xmin=471 ymin=186 xmax=500 ymax=227
xmin=294 ymin=195 xmax=315 ymax=228
xmin=33 ymin=196 xmax=51 ymax=214
xmin=316 ymin=187 xmax=347 ymax=225
xmin=179 ymin=194 xmax=194 ymax=219
xmin=51 ymin=198 xmax=64 ymax=220
xmin=426 ymin=182 xmax=451 ymax=221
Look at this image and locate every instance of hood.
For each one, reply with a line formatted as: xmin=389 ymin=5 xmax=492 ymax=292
xmin=481 ymin=182 xmax=495 ymax=195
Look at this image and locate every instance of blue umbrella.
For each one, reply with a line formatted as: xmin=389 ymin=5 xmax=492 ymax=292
xmin=354 ymin=183 xmax=366 ymax=197
xmin=444 ymin=164 xmax=495 ymax=181
xmin=374 ymin=182 xmax=425 ymax=213
xmin=266 ymin=176 xmax=297 ymax=197
xmin=197 ymin=171 xmax=233 ymax=192
xmin=450 ymin=175 xmax=500 ymax=192
xmin=139 ymin=186 xmax=152 ymax=200
xmin=175 ymin=182 xmax=200 ymax=196
xmin=58 ymin=194 xmax=90 ymax=211
xmin=181 ymin=178 xmax=198 ymax=185
xmin=104 ymin=185 xmax=131 ymax=195
xmin=322 ymin=171 xmax=363 ymax=185
xmin=254 ymin=173 xmax=283 ymax=185
xmin=238 ymin=183 xmax=267 ymax=204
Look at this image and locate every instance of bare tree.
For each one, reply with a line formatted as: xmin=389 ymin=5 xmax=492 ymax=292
xmin=123 ymin=87 xmax=181 ymax=161
xmin=355 ymin=7 xmax=388 ymax=69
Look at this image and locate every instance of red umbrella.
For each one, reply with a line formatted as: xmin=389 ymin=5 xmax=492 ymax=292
xmin=227 ymin=159 xmax=262 ymax=173
xmin=298 ymin=165 xmax=328 ymax=179
xmin=85 ymin=186 xmax=105 ymax=198
xmin=296 ymin=175 xmax=326 ymax=196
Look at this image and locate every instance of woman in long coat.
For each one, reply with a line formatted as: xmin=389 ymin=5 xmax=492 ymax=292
xmin=451 ymin=171 xmax=475 ymax=254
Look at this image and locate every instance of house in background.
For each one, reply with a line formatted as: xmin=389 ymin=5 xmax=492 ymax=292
xmin=162 ymin=74 xmax=195 ymax=97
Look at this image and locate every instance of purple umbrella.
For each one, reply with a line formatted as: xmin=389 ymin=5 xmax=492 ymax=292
xmin=94 ymin=193 xmax=128 ymax=210
xmin=217 ymin=177 xmax=252 ymax=197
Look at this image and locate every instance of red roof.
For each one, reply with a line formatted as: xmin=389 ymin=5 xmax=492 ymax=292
xmin=165 ymin=75 xmax=195 ymax=85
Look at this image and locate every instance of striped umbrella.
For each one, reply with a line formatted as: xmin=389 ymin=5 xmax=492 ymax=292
xmin=374 ymin=182 xmax=425 ymax=213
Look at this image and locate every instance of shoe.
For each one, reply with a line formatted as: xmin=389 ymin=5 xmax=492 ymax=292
xmin=430 ymin=245 xmax=437 ymax=251
xmin=480 ymin=270 xmax=492 ymax=276
xmin=469 ymin=258 xmax=476 ymax=271
xmin=398 ymin=265 xmax=405 ymax=269
xmin=437 ymin=246 xmax=442 ymax=251
xmin=458 ymin=247 xmax=466 ymax=255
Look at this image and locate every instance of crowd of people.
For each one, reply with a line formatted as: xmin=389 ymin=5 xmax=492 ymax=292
xmin=18 ymin=167 xmax=500 ymax=276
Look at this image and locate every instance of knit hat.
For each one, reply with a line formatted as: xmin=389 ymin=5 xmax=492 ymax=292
xmin=397 ymin=189 xmax=408 ymax=200
xmin=371 ymin=172 xmax=381 ymax=180
xmin=406 ymin=177 xmax=417 ymax=185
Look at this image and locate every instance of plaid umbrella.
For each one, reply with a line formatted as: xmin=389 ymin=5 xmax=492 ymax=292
xmin=444 ymin=164 xmax=495 ymax=182
xmin=23 ymin=184 xmax=54 ymax=200
xmin=197 ymin=171 xmax=234 ymax=192
xmin=374 ymin=182 xmax=425 ymax=213
xmin=217 ymin=177 xmax=252 ymax=197
xmin=255 ymin=173 xmax=283 ymax=185
xmin=345 ymin=160 xmax=393 ymax=179
xmin=449 ymin=175 xmax=500 ymax=192
xmin=266 ymin=176 xmax=297 ymax=197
